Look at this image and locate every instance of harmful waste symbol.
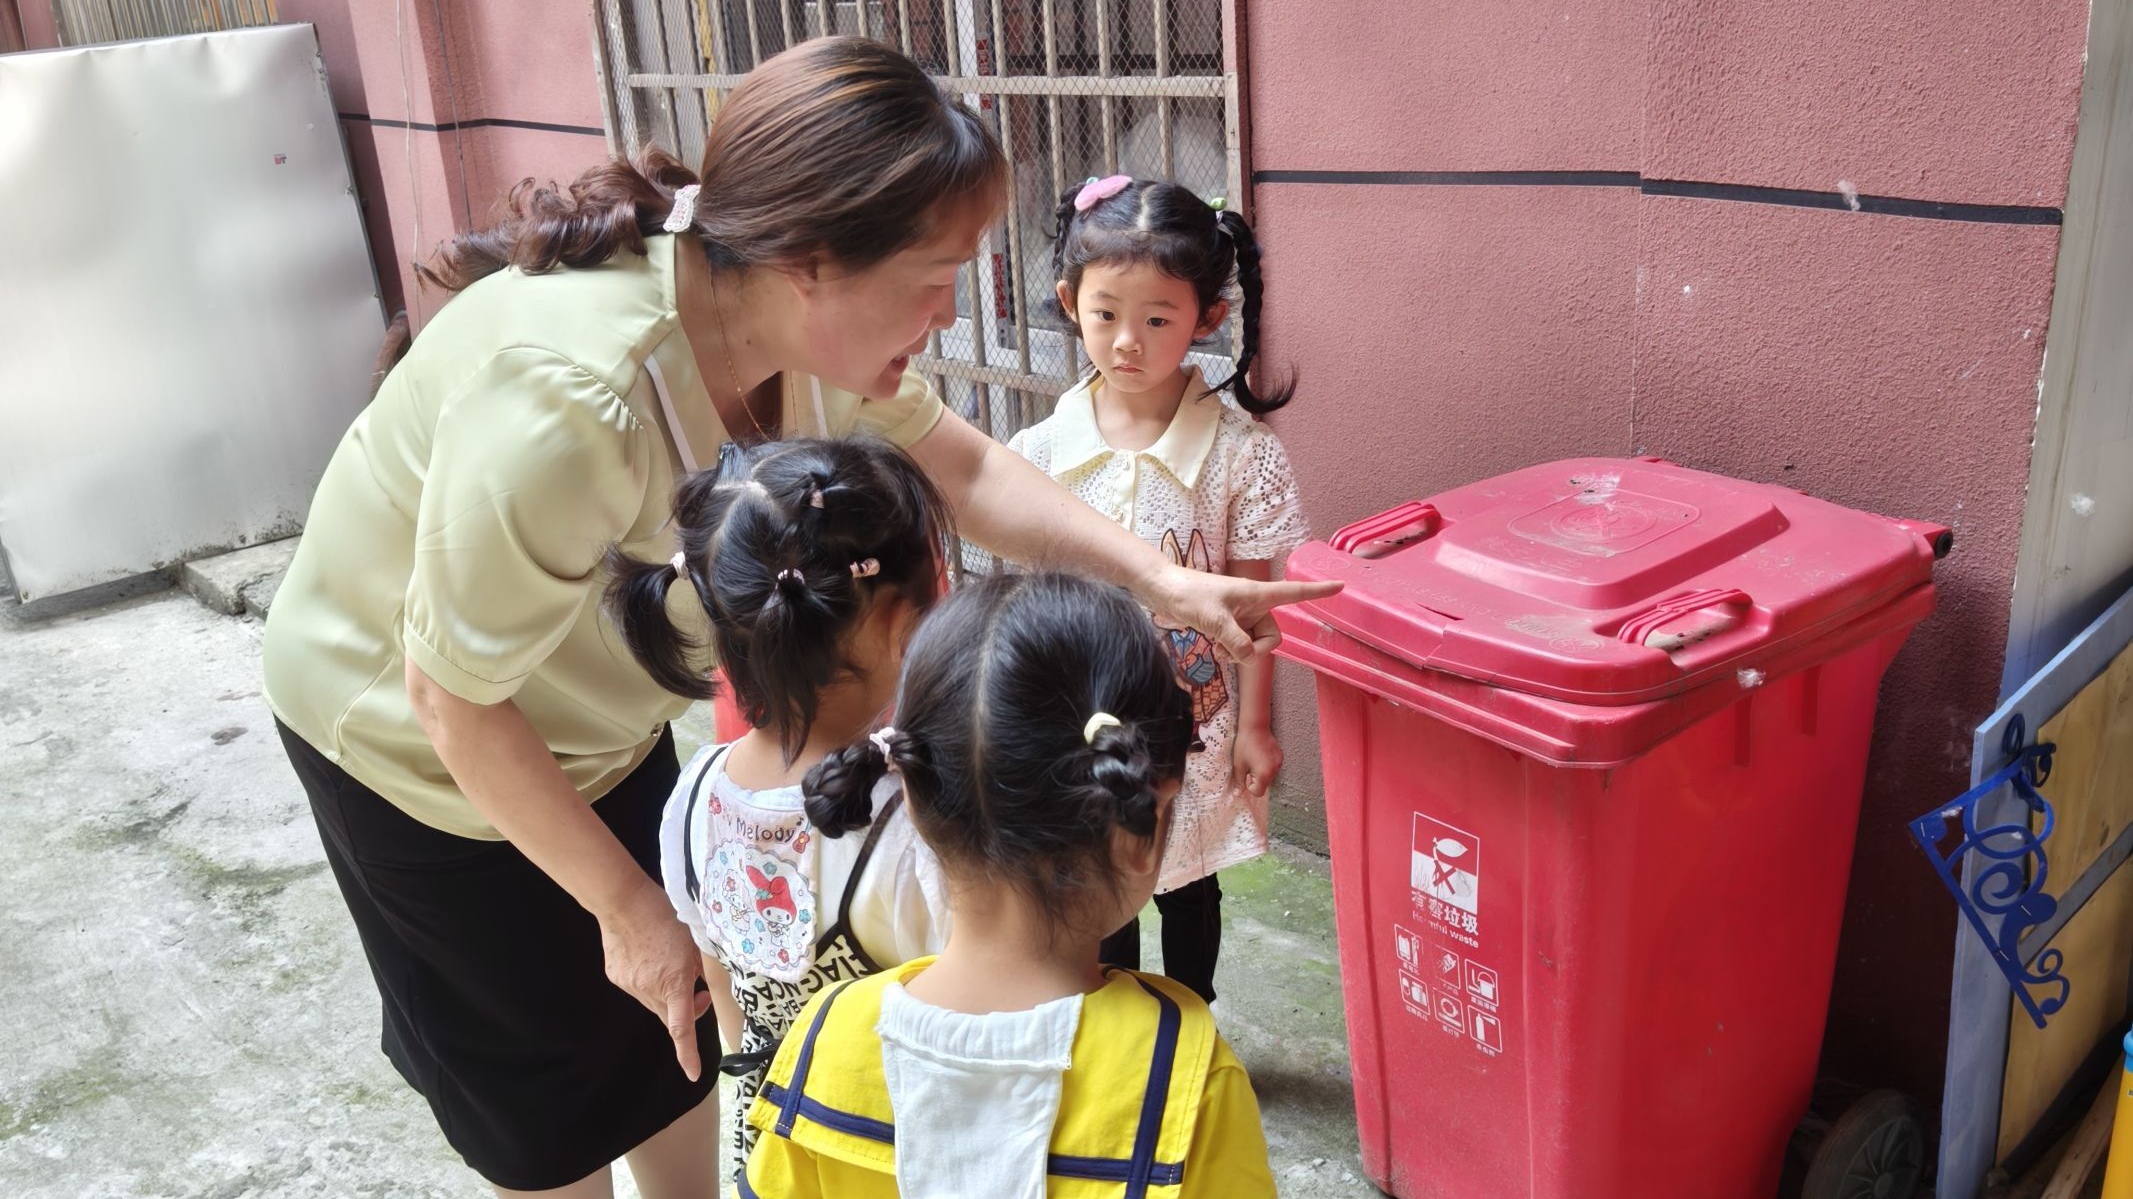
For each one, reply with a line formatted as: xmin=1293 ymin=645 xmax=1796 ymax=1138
xmin=1412 ymin=814 xmax=1481 ymax=917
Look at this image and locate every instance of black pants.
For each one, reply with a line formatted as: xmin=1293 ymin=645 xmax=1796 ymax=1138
xmin=279 ymin=721 xmax=715 ymax=1192
xmin=1098 ymin=873 xmax=1223 ymax=1003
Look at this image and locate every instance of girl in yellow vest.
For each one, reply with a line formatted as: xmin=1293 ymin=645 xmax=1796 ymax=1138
xmin=742 ymin=571 xmax=1277 ymax=1198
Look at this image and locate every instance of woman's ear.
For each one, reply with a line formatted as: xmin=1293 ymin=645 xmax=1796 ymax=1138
xmin=781 ymin=255 xmax=826 ymax=304
xmin=1195 ymin=299 xmax=1230 ymax=340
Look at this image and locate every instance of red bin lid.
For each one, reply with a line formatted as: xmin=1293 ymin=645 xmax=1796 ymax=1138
xmin=1282 ymin=458 xmax=1948 ymax=707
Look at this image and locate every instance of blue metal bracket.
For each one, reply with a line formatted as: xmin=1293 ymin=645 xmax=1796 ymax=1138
xmin=1909 ymin=715 xmax=2067 ymax=1030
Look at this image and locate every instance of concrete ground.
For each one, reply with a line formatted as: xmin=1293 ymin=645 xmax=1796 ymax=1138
xmin=1 ymin=567 xmax=1374 ymax=1198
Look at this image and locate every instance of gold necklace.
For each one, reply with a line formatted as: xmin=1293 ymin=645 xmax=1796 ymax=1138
xmin=709 ymin=274 xmax=771 ymax=444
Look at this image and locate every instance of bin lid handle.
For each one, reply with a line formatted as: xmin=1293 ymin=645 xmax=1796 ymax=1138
xmin=1616 ymin=588 xmax=1753 ymax=649
xmin=1329 ymin=501 xmax=1442 ymax=559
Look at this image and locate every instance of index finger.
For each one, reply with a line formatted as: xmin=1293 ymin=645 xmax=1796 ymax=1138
xmin=1236 ymin=580 xmax=1339 ymax=657
xmin=1245 ymin=578 xmax=1343 ymax=612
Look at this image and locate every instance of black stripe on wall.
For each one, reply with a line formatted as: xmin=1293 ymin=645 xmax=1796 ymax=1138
xmin=1253 ymin=169 xmax=2063 ymax=226
xmin=1256 ymin=170 xmax=1640 ymax=188
xmin=1641 ymin=178 xmax=2062 ymax=225
xmin=339 ymin=112 xmax=606 ymax=138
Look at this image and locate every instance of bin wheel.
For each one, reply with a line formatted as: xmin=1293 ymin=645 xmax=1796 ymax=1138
xmin=1801 ymin=1089 xmax=1924 ymax=1199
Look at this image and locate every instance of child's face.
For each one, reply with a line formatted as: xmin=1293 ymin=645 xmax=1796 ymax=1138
xmin=1058 ymin=263 xmax=1226 ymax=397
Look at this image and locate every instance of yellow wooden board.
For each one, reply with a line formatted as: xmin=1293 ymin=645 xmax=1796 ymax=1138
xmin=2002 ymin=638 xmax=2133 ymax=1162
xmin=2034 ymin=642 xmax=2133 ymax=886
xmin=2001 ymin=861 xmax=2133 ymax=1161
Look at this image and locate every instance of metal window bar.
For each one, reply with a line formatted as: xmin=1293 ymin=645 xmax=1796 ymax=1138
xmin=55 ymin=0 xmax=277 ymax=45
xmin=626 ymin=70 xmax=1221 ymax=95
xmin=700 ymin=0 xmax=731 ymax=114
xmin=629 ymin=0 xmax=683 ymax=154
xmin=940 ymin=0 xmax=958 ymax=93
xmin=1154 ymin=0 xmax=1171 ymax=177
xmin=742 ymin=0 xmax=763 ymax=70
xmin=602 ymin=0 xmax=1236 ymax=460
xmin=660 ymin=0 xmax=709 ymax=152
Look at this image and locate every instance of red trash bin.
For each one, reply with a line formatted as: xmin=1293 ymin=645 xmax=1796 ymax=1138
xmin=1274 ymin=457 xmax=1947 ymax=1199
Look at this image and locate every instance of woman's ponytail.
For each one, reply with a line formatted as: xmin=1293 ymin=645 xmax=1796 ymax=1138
xmin=416 ymin=147 xmax=701 ymax=293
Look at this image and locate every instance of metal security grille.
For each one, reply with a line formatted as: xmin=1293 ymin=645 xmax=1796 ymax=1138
xmin=51 ymin=0 xmax=276 ymax=46
xmin=593 ymin=0 xmax=1239 ymax=446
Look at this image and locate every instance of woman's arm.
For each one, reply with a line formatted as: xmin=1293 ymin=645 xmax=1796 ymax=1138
xmin=906 ymin=411 xmax=1337 ymax=657
xmin=405 ymin=659 xmax=712 ymax=1080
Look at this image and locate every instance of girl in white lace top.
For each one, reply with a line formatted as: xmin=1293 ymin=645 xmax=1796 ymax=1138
xmin=999 ymin=176 xmax=1307 ymax=1004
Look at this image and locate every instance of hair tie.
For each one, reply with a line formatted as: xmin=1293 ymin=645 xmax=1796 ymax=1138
xmin=777 ymin=568 xmax=803 ymax=583
xmin=1074 ymin=174 xmax=1131 ymax=212
xmin=849 ymin=558 xmax=881 ymax=579
xmin=868 ymin=727 xmax=896 ymax=758
xmin=1083 ymin=712 xmax=1122 ymax=745
xmin=1208 ymin=196 xmax=1227 ymax=211
xmin=662 ymin=184 xmax=700 ymax=233
xmin=669 ymin=551 xmax=688 ymax=576
xmin=808 ymin=487 xmax=826 ymax=509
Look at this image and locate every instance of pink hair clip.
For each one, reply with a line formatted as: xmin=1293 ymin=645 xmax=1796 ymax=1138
xmin=849 ymin=558 xmax=881 ymax=579
xmin=1074 ymin=174 xmax=1131 ymax=212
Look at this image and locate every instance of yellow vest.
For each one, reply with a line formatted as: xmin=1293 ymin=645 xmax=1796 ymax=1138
xmin=741 ymin=958 xmax=1276 ymax=1198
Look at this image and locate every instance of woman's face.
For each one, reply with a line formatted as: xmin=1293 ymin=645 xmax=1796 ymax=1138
xmin=785 ymin=202 xmax=992 ymax=400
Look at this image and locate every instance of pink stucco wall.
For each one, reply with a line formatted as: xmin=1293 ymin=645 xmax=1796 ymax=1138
xmin=278 ymin=0 xmax=613 ymax=324
xmin=1645 ymin=2 xmax=2090 ymax=205
xmin=1249 ymin=0 xmax=2088 ymax=1102
xmin=17 ymin=1 xmax=57 ymax=50
xmin=1248 ymin=6 xmax=1642 ymax=172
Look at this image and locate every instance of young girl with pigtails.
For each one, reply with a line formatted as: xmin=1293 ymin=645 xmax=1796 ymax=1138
xmin=602 ymin=436 xmax=956 ymax=1185
xmin=999 ymin=176 xmax=1309 ymax=1004
xmin=742 ymin=571 xmax=1277 ymax=1198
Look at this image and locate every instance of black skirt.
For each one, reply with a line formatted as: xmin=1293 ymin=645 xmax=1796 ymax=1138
xmin=279 ymin=721 xmax=716 ymax=1191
